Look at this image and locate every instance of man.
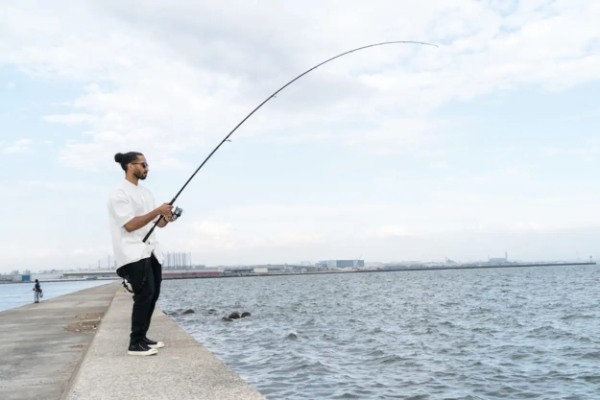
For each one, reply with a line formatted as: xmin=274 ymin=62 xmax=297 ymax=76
xmin=108 ymin=151 xmax=176 ymax=356
xmin=32 ymin=279 xmax=43 ymax=303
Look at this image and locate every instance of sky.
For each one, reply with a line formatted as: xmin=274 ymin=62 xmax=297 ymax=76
xmin=0 ymin=0 xmax=598 ymax=272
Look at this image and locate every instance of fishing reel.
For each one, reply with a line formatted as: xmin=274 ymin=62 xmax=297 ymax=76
xmin=171 ymin=206 xmax=183 ymax=221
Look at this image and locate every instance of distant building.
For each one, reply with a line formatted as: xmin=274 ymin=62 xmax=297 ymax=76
xmin=316 ymin=260 xmax=365 ymax=269
xmin=164 ymin=252 xmax=192 ymax=269
xmin=488 ymin=257 xmax=508 ymax=265
xmin=0 ymin=273 xmax=31 ymax=282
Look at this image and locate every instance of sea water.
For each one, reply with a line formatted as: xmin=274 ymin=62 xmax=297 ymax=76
xmin=159 ymin=265 xmax=600 ymax=399
xmin=0 ymin=280 xmax=112 ymax=313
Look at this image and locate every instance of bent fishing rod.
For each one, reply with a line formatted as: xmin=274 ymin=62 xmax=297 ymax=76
xmin=143 ymin=40 xmax=437 ymax=243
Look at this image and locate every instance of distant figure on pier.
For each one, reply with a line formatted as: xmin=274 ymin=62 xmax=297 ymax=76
xmin=32 ymin=279 xmax=43 ymax=303
xmin=108 ymin=151 xmax=180 ymax=356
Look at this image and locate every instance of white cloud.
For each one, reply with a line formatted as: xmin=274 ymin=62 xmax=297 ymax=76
xmin=172 ymin=193 xmax=600 ymax=245
xmin=43 ymin=113 xmax=97 ymax=126
xmin=369 ymin=225 xmax=415 ymax=239
xmin=0 ymin=0 xmax=596 ymax=171
xmin=155 ymin=194 xmax=600 ymax=264
xmin=2 ymin=139 xmax=33 ymax=154
xmin=188 ymin=220 xmax=235 ymax=250
xmin=13 ymin=179 xmax=104 ymax=193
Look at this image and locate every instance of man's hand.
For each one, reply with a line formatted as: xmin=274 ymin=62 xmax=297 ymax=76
xmin=163 ymin=212 xmax=175 ymax=222
xmin=156 ymin=203 xmax=173 ymax=217
xmin=161 ymin=205 xmax=182 ymax=223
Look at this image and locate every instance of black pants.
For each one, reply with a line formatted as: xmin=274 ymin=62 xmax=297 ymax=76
xmin=117 ymin=254 xmax=162 ymax=345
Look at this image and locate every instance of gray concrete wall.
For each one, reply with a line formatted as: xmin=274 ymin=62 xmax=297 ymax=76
xmin=0 ymin=283 xmax=118 ymax=400
xmin=0 ymin=282 xmax=266 ymax=400
xmin=66 ymin=285 xmax=266 ymax=400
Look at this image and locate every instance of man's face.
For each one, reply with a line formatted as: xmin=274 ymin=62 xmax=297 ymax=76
xmin=129 ymin=156 xmax=149 ymax=180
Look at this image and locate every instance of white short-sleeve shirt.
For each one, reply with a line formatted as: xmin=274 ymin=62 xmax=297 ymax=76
xmin=107 ymin=180 xmax=164 ymax=268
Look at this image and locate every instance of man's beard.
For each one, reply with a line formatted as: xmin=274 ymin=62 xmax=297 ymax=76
xmin=134 ymin=171 xmax=147 ymax=180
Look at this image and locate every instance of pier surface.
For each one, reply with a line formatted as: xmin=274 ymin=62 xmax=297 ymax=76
xmin=0 ymin=282 xmax=265 ymax=400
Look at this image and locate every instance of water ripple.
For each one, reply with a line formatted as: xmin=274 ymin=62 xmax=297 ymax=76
xmin=160 ymin=265 xmax=600 ymax=399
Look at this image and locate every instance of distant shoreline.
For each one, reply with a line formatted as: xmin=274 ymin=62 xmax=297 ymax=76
xmin=366 ymin=261 xmax=597 ymax=273
xmin=164 ymin=261 xmax=597 ymax=280
xmin=1 ymin=261 xmax=595 ymax=284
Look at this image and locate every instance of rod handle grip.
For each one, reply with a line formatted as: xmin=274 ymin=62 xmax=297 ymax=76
xmin=142 ymin=215 xmax=163 ymax=243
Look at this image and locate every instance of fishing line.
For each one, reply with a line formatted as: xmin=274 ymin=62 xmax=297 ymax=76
xmin=143 ymin=40 xmax=437 ymax=243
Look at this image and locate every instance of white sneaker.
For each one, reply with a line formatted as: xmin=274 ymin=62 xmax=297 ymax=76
xmin=127 ymin=342 xmax=158 ymax=356
xmin=143 ymin=337 xmax=165 ymax=349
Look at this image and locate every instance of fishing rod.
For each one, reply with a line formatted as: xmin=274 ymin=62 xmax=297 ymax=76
xmin=143 ymin=40 xmax=437 ymax=243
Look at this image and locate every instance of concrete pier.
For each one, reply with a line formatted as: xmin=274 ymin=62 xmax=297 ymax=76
xmin=0 ymin=282 xmax=266 ymax=400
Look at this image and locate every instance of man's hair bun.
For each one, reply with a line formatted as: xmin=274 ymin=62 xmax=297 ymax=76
xmin=114 ymin=151 xmax=143 ymax=171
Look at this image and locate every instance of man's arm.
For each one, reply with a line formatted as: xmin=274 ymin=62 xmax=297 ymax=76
xmin=157 ymin=214 xmax=173 ymax=228
xmin=124 ymin=203 xmax=172 ymax=232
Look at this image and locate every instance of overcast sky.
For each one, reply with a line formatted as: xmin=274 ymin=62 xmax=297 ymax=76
xmin=0 ymin=0 xmax=598 ymax=273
